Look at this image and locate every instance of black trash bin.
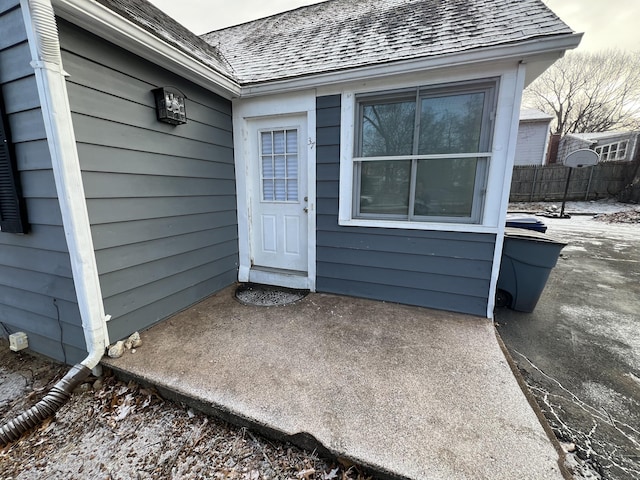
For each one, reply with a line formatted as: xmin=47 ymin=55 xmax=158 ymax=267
xmin=496 ymin=228 xmax=567 ymax=312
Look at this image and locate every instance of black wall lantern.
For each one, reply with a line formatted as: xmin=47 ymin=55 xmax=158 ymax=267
xmin=153 ymin=87 xmax=187 ymax=125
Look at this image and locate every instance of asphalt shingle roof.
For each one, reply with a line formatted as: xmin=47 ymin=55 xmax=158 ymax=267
xmin=94 ymin=0 xmax=235 ymax=80
xmin=202 ymin=0 xmax=574 ymax=85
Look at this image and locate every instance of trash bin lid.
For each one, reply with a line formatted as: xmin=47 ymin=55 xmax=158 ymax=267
xmin=505 ymin=214 xmax=548 ymax=233
xmin=505 ymin=213 xmax=545 ymax=223
xmin=504 ymin=227 xmax=566 ymax=245
xmin=503 ymin=227 xmax=567 ymax=268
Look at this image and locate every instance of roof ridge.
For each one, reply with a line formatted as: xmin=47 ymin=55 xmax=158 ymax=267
xmin=201 ymin=0 xmax=336 ymax=36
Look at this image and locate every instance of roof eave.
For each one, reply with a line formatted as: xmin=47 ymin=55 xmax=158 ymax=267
xmin=239 ymin=32 xmax=583 ymax=97
xmin=52 ymin=0 xmax=242 ymax=99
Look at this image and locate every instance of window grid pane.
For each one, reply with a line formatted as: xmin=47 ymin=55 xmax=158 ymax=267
xmin=260 ymin=129 xmax=298 ymax=202
xmin=359 ymin=160 xmax=411 ymax=216
xmin=361 ymin=101 xmax=416 ymax=157
xmin=418 ymin=92 xmax=485 ymax=155
xmin=414 ymin=158 xmax=479 ymax=218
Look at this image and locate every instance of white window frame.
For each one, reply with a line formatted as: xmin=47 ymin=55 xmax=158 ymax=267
xmin=595 ymin=140 xmax=629 ymax=161
xmin=352 ymin=82 xmax=496 ymax=224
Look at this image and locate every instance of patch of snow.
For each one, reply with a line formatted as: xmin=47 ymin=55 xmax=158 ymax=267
xmin=559 ymin=305 xmax=640 ymax=371
xmin=563 ymin=245 xmax=588 ymax=252
xmin=545 ymin=216 xmax=640 ymax=243
xmin=581 ymin=381 xmax=634 ymax=418
xmin=510 ymin=199 xmax=638 ymax=215
xmin=564 ymin=452 xmax=603 ymax=480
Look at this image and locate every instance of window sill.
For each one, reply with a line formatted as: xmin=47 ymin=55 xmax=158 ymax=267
xmin=338 ymin=217 xmax=499 ymax=234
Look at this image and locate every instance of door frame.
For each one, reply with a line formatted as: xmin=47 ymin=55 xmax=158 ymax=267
xmin=233 ymin=91 xmax=317 ymax=291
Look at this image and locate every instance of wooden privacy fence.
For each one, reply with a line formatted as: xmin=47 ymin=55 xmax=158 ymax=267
xmin=509 ymin=160 xmax=639 ymax=202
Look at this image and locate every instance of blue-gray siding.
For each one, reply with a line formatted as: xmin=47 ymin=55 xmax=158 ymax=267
xmin=0 ymin=0 xmax=86 ymax=363
xmin=59 ymin=20 xmax=238 ymax=342
xmin=315 ymin=95 xmax=495 ymax=316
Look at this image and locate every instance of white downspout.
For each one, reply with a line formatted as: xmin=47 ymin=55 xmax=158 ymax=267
xmin=20 ymin=0 xmax=110 ymax=369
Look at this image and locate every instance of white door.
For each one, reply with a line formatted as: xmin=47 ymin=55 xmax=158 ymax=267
xmin=249 ymin=116 xmax=308 ymax=273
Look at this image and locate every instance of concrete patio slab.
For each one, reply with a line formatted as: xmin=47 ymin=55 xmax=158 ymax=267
xmin=103 ymin=286 xmax=564 ymax=480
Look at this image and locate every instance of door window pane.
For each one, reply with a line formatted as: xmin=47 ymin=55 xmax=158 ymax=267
xmin=286 ymin=130 xmax=297 ymax=153
xmin=261 ymin=129 xmax=298 ymax=201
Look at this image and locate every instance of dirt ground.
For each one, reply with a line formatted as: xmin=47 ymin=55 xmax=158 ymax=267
xmin=0 ymin=349 xmax=372 ymax=480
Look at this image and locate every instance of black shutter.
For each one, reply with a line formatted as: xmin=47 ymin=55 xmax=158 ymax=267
xmin=0 ymin=90 xmax=29 ymax=234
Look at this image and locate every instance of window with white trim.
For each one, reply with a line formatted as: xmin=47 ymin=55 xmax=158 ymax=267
xmin=353 ymin=81 xmax=496 ymax=224
xmin=595 ymin=140 xmax=628 ymax=161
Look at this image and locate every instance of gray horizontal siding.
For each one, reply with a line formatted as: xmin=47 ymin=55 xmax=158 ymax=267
xmin=58 ymin=19 xmax=239 ymax=340
xmin=77 ymin=143 xmax=235 ymax=178
xmin=106 ymin=271 xmax=235 ymax=342
xmin=6 ymin=108 xmax=46 ymax=142
xmin=0 ymin=3 xmax=85 ymax=363
xmin=315 ymin=95 xmax=494 ymax=317
xmin=86 ymin=196 xmax=236 ymax=224
xmin=95 ymin=227 xmax=237 ymax=274
xmin=2 ymin=75 xmax=40 ymax=113
xmin=0 ymin=265 xmax=77 ymax=303
xmin=0 ymin=300 xmax=82 ymax=348
xmin=14 ymin=140 xmax=52 ymax=170
xmin=0 ymin=244 xmax=72 ymax=277
xmin=0 ymin=2 xmax=26 ymax=50
xmin=91 ymin=213 xmax=237 ymax=250
xmin=0 ymin=224 xmax=68 ymax=251
xmin=0 ymin=41 xmax=33 ymax=83
xmin=66 ymin=82 xmax=233 ymax=146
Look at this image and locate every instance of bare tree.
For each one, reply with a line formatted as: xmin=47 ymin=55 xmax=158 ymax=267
xmin=523 ymin=49 xmax=640 ymax=135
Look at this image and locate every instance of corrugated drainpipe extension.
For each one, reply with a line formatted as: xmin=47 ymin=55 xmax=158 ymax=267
xmin=0 ymin=0 xmax=110 ymax=446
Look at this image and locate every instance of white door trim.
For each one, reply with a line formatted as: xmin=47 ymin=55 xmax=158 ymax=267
xmin=233 ymin=91 xmax=317 ymax=291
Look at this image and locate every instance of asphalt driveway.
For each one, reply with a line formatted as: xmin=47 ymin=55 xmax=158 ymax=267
xmin=495 ymin=214 xmax=640 ymax=479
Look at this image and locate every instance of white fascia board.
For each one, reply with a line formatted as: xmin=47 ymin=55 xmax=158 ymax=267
xmin=239 ymin=33 xmax=583 ymax=97
xmin=52 ymin=0 xmax=241 ymax=99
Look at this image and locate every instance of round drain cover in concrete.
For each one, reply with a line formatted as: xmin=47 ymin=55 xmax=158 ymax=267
xmin=235 ymin=283 xmax=308 ymax=306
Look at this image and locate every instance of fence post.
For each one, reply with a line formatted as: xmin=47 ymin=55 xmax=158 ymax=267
xmin=530 ymin=166 xmax=539 ymax=202
xmin=585 ymin=166 xmax=595 ymax=201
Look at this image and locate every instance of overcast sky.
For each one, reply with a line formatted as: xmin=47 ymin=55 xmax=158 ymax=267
xmin=148 ymin=0 xmax=639 ymax=53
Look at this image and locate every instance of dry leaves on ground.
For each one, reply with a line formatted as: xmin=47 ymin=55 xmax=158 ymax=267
xmin=0 ymin=351 xmax=375 ymax=480
xmin=594 ymin=209 xmax=640 ymax=223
